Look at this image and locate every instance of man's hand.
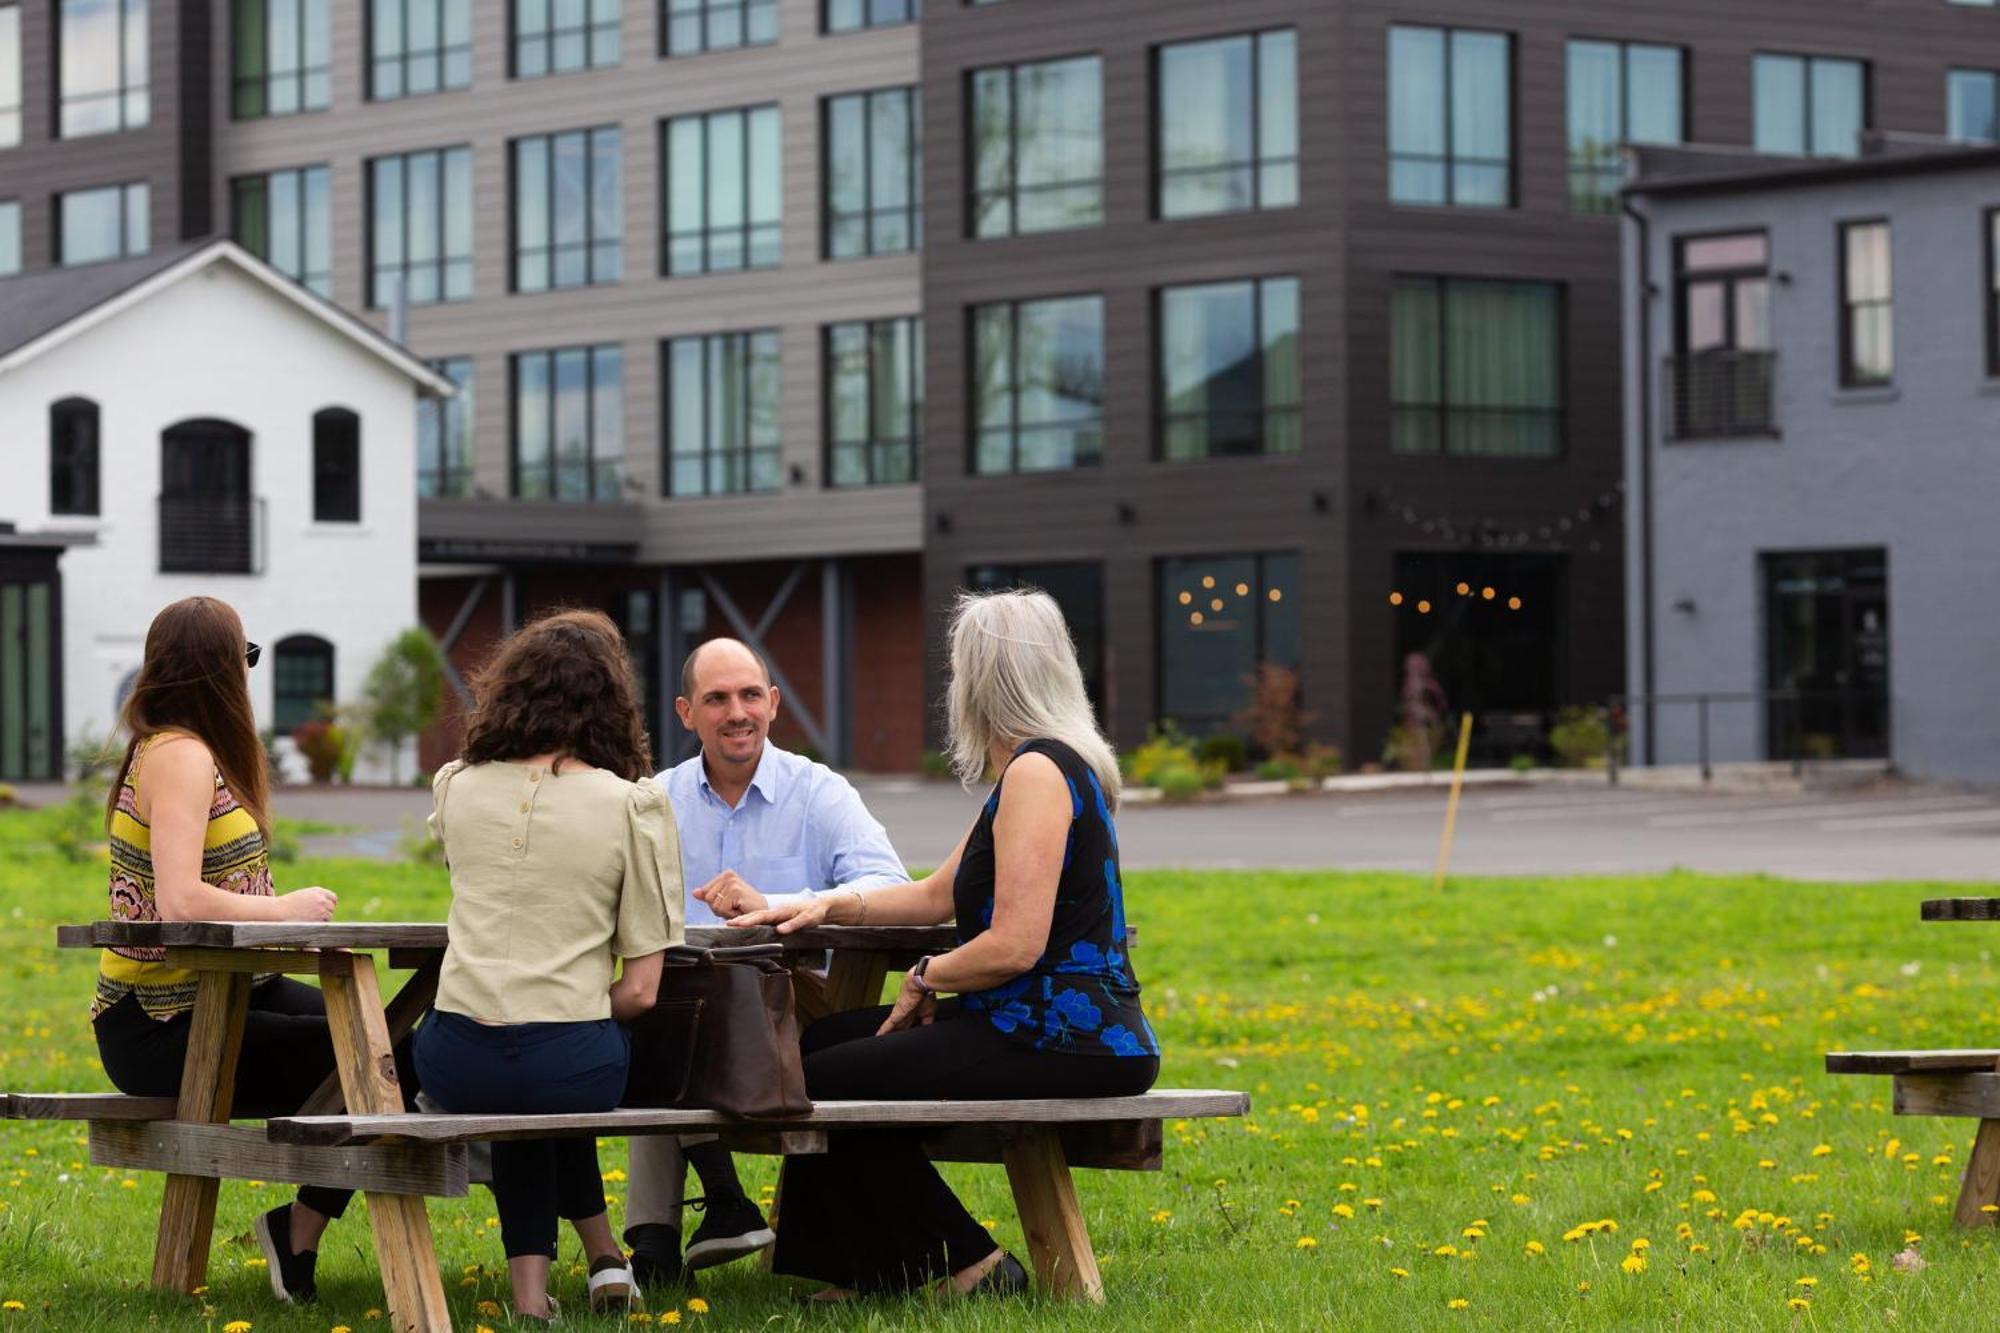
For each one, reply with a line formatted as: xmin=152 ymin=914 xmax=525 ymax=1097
xmin=876 ymin=971 xmax=937 ymax=1036
xmin=727 ymin=897 xmax=829 ymax=934
xmin=693 ymin=870 xmax=768 ymax=920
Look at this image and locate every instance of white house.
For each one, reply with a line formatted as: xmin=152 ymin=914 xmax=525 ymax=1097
xmin=0 ymin=239 xmax=453 ymax=783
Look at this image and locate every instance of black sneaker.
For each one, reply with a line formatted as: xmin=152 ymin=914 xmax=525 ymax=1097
xmin=682 ymin=1196 xmax=775 ymax=1271
xmin=253 ymin=1203 xmax=318 ymax=1304
xmin=626 ymin=1223 xmax=687 ymax=1291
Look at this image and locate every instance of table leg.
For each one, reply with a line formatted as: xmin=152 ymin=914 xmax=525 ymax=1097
xmin=151 ymin=970 xmax=253 ymax=1292
xmin=1002 ymin=1125 xmax=1104 ymax=1303
xmin=321 ymin=953 xmax=452 ymax=1333
xmin=1957 ymin=1118 xmax=2000 ymax=1227
xmin=298 ymin=952 xmax=442 ymax=1117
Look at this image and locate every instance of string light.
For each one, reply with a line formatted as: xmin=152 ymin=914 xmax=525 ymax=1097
xmin=1190 ymin=611 xmax=1205 ymax=626
xmin=1508 ymin=596 xmax=1523 ymax=610
xmin=1417 ymin=600 xmax=1432 ymax=614
xmin=1201 ymin=575 xmax=1216 ymax=589
xmin=1268 ymin=589 xmax=1283 ymax=603
xmin=1210 ymin=598 xmax=1224 ymax=612
xmin=1455 ymin=582 xmax=1470 ymax=596
xmin=1389 ymin=591 xmax=1404 ymax=606
xmin=1178 ymin=591 xmax=1192 ymax=606
xmin=1235 ymin=582 xmax=1250 ymax=597
xmin=1481 ymin=586 xmax=1495 ymax=601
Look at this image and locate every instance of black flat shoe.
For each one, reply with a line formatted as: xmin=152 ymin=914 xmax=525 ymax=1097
xmin=253 ymin=1203 xmax=319 ymax=1304
xmin=683 ymin=1195 xmax=775 ymax=1271
xmin=972 ymin=1252 xmax=1030 ymax=1296
xmin=626 ymin=1223 xmax=687 ymax=1291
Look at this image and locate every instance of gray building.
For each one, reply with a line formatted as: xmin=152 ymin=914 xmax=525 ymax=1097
xmin=1623 ymin=140 xmax=2000 ymax=782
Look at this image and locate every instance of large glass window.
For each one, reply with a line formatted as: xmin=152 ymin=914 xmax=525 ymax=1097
xmin=1673 ymin=231 xmax=1775 ymax=439
xmin=1949 ymin=68 xmax=2000 ymax=143
xmin=972 ymin=294 xmax=1103 ymax=475
xmin=0 ymin=201 xmax=19 ymax=276
xmin=370 ymin=0 xmax=472 ymax=99
xmin=662 ymin=331 xmax=782 ymax=496
xmin=272 ymin=635 xmax=334 ymax=734
xmin=970 ymin=56 xmax=1103 ymax=238
xmin=232 ymin=0 xmax=329 ymax=118
xmin=513 ymin=344 xmax=623 ymax=500
xmin=827 ymin=316 xmax=921 ymax=486
xmin=418 ymin=357 xmax=475 ymax=497
xmin=1566 ymin=40 xmax=1683 ymax=213
xmin=59 ymin=182 xmax=148 ymax=266
xmin=514 ymin=126 xmax=622 ymax=292
xmin=1839 ymin=220 xmax=1892 ymax=388
xmin=514 ymin=0 xmax=619 ymax=77
xmin=662 ymin=105 xmax=781 ymax=275
xmin=1158 ymin=552 xmax=1298 ymax=734
xmin=968 ymin=562 xmax=1103 ymax=712
xmin=663 ymin=0 xmax=774 ymax=54
xmin=1160 ymin=276 xmax=1299 ymax=461
xmin=1388 ymin=25 xmax=1510 ymax=208
xmin=825 ymin=87 xmax=921 ymax=259
xmin=1157 ymin=30 xmax=1297 ymax=220
xmin=1392 ymin=276 xmax=1562 ymax=459
xmin=1754 ymin=54 xmax=1866 ymax=158
xmin=369 ymin=146 xmax=474 ymax=306
xmin=825 ymin=0 xmax=915 ymax=32
xmin=312 ymin=408 xmax=361 ymax=522
xmin=0 ymin=5 xmax=21 ymax=147
xmin=50 ymin=398 xmax=100 ymax=516
xmin=233 ymin=166 xmax=331 ymax=297
xmin=60 ymin=0 xmax=148 ymax=137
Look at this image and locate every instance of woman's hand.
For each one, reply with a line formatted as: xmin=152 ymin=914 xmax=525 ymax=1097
xmin=278 ymin=887 xmax=338 ymax=922
xmin=876 ymin=972 xmax=937 ymax=1036
xmin=727 ymin=896 xmax=829 ymax=935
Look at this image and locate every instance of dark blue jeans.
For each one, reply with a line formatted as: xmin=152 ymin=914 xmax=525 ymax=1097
xmin=414 ymin=1009 xmax=631 ymax=1259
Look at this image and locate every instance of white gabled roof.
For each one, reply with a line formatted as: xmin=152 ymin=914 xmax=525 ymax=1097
xmin=0 ymin=239 xmax=457 ymax=396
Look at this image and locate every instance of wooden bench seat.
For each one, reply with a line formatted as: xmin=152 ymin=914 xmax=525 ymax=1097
xmin=1826 ymin=1049 xmax=2000 ymax=1228
xmin=5 ymin=1092 xmax=180 ymax=1120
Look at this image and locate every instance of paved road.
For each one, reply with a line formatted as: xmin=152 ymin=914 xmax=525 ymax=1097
xmin=257 ymin=775 xmax=2000 ymax=884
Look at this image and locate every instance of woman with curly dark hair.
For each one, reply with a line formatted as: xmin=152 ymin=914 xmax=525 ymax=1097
xmin=414 ymin=608 xmax=684 ymax=1322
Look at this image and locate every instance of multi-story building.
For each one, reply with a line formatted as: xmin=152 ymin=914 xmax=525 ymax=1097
xmin=6 ymin=0 xmax=2000 ymax=773
xmin=1623 ymin=139 xmax=2000 ymax=782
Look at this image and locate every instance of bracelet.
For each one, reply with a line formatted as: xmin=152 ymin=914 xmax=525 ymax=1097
xmin=845 ymin=887 xmax=868 ymax=925
xmin=910 ymin=955 xmax=938 ymax=995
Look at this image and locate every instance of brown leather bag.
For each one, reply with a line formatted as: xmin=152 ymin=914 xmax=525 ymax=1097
xmin=623 ymin=944 xmax=812 ymax=1119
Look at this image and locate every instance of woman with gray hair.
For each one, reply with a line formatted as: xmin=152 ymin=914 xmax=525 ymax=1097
xmin=729 ymin=588 xmax=1159 ymax=1299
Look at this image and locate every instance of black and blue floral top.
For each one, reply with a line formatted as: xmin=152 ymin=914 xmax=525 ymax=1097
xmin=954 ymin=739 xmax=1159 ymax=1059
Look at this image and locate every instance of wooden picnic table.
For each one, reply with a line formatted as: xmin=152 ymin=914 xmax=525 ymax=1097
xmin=53 ymin=920 xmax=958 ymax=1331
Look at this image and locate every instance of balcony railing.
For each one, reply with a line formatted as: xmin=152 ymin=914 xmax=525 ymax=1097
xmin=1667 ymin=350 xmax=1777 ymax=441
xmin=159 ymin=495 xmax=263 ymax=574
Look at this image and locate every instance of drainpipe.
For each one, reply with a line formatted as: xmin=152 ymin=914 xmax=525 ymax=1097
xmin=1622 ymin=194 xmax=1657 ymax=766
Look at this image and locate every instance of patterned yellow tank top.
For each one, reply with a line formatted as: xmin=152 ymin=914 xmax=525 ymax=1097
xmin=93 ymin=732 xmax=274 ymax=1020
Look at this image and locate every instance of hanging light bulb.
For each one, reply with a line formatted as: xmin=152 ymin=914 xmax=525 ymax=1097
xmin=1178 ymin=591 xmax=1193 ymax=606
xmin=1190 ymin=611 xmax=1205 ymax=626
xmin=1210 ymin=598 xmax=1224 ymax=612
xmin=1456 ymin=581 xmax=1470 ymax=596
xmin=1389 ymin=591 xmax=1404 ymax=606
xmin=1201 ymin=575 xmax=1216 ymax=590
xmin=1268 ymin=588 xmax=1283 ymax=603
xmin=1235 ymin=582 xmax=1250 ymax=597
xmin=1481 ymin=586 xmax=1496 ymax=601
xmin=1417 ymin=599 xmax=1432 ymax=614
xmin=1508 ymin=596 xmax=1522 ymax=611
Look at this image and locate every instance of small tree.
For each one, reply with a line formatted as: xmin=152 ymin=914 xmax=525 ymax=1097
xmin=1231 ymin=663 xmax=1314 ymax=761
xmin=1384 ymin=652 xmax=1449 ymax=773
xmin=360 ymin=629 xmax=445 ymax=785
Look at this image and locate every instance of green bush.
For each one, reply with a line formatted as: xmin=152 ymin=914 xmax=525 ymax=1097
xmin=49 ymin=779 xmax=108 ymax=864
xmin=1256 ymin=754 xmax=1304 ymax=782
xmin=1510 ymin=752 xmax=1538 ymax=774
xmin=918 ymin=749 xmax=954 ymax=781
xmin=293 ymin=721 xmax=346 ymax=784
xmin=1152 ymin=763 xmax=1207 ymax=802
xmin=67 ymin=727 xmax=120 ymax=784
xmin=1548 ymin=706 xmax=1615 ymax=769
xmin=1124 ymin=730 xmax=1197 ymax=789
xmin=1302 ymin=743 xmax=1343 ymax=779
xmin=1196 ymin=734 xmax=1249 ymax=773
xmin=399 ymin=815 xmax=446 ymax=866
xmin=0 ymin=783 xmax=16 ymax=809
xmin=361 ymin=628 xmax=447 ymax=784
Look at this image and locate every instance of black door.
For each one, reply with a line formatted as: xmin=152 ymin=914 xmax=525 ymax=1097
xmin=1764 ymin=549 xmax=1890 ymax=760
xmin=160 ymin=419 xmax=253 ymax=573
xmin=0 ymin=554 xmax=62 ymax=781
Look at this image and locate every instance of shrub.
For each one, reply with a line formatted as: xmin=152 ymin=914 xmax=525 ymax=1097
xmin=1232 ymin=664 xmax=1313 ymax=760
xmin=361 ymin=629 xmax=447 ymax=785
xmin=1125 ymin=728 xmax=1200 ymax=789
xmin=1152 ymin=763 xmax=1207 ymax=802
xmin=1196 ymin=733 xmax=1249 ymax=774
xmin=918 ymin=749 xmax=954 ymax=781
xmin=293 ymin=721 xmax=345 ymax=784
xmin=50 ymin=779 xmax=108 ymax=863
xmin=67 ymin=727 xmax=119 ymax=784
xmin=399 ymin=816 xmax=446 ymax=866
xmin=1256 ymin=754 xmax=1304 ymax=783
xmin=1384 ymin=653 xmax=1449 ymax=773
xmin=0 ymin=783 xmax=16 ymax=809
xmin=1510 ymin=752 xmax=1538 ymax=774
xmin=1548 ymin=706 xmax=1615 ymax=769
xmin=1302 ymin=743 xmax=1343 ymax=780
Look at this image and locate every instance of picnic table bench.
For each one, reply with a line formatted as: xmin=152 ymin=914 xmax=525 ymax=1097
xmin=1826 ymin=897 xmax=2000 ymax=1229
xmin=9 ymin=920 xmax=1247 ymax=1331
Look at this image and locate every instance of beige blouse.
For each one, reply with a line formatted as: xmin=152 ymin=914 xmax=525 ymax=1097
xmin=429 ymin=759 xmax=684 ymax=1024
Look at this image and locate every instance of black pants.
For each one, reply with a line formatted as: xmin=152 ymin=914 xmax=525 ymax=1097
xmin=413 ymin=1009 xmax=630 ymax=1260
xmin=93 ymin=978 xmax=421 ymax=1221
xmin=771 ymin=1001 xmax=1159 ymax=1293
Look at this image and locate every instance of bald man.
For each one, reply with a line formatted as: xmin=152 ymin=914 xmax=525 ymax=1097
xmin=625 ymin=638 xmax=906 ymax=1289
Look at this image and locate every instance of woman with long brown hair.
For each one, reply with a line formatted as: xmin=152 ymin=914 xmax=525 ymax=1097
xmin=93 ymin=596 xmax=398 ymax=1305
xmin=414 ymin=608 xmax=683 ymax=1323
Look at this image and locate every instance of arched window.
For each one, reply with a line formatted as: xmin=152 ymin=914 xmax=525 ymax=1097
xmin=313 ymin=407 xmax=361 ymax=522
xmin=160 ymin=418 xmax=253 ymax=573
xmin=273 ymin=635 xmax=336 ymax=735
xmin=50 ymin=397 xmax=100 ymax=516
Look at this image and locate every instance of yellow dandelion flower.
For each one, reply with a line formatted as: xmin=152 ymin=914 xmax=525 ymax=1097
xmin=629 ymin=1316 xmax=654 ymax=1326
xmin=1151 ymin=1209 xmax=1173 ymax=1223
xmin=1334 ymin=1204 xmax=1355 ymax=1219
xmin=1630 ymin=1238 xmax=1651 ymax=1252
xmin=1787 ymin=1298 xmax=1810 ymax=1311
xmin=1433 ymin=1244 xmax=1458 ymax=1257
xmin=686 ymin=1298 xmax=710 ymax=1315
xmin=1296 ymin=1236 xmax=1319 ymax=1250
xmin=1525 ymin=1240 xmax=1546 ymax=1256
xmin=365 ymin=1310 xmax=381 ymax=1320
xmin=1511 ymin=1193 xmax=1531 ymax=1206
xmin=0 ymin=1302 xmax=24 ymax=1313
xmin=1577 ymin=1281 xmax=1591 ymax=1293
xmin=1796 ymin=1277 xmax=1818 ymax=1288
xmin=1448 ymin=1299 xmax=1469 ymax=1310
xmin=332 ymin=1327 xmax=352 ymax=1333
xmin=476 ymin=1301 xmax=502 ymax=1317
xmin=1365 ymin=1198 xmax=1384 ymax=1210
xmin=1690 ymin=1242 xmax=1710 ymax=1254
xmin=661 ymin=1313 xmax=682 ymax=1326
xmin=223 ymin=1323 xmax=253 ymax=1333
xmin=1620 ymin=1255 xmax=1646 ymax=1274
xmin=1391 ymin=1267 xmax=1410 ymax=1278
xmin=1812 ymin=1144 xmax=1833 ymax=1157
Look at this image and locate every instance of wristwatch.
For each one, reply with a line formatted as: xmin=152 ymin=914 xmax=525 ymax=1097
xmin=910 ymin=955 xmax=939 ymax=995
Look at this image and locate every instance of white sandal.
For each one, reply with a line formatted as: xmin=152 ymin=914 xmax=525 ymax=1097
xmin=587 ymin=1257 xmax=635 ymax=1312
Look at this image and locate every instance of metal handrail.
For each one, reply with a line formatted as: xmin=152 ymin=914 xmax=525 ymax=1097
xmin=1606 ymin=688 xmax=1888 ymax=784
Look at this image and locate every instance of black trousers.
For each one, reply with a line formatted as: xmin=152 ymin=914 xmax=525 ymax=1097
xmin=93 ymin=978 xmax=421 ymax=1221
xmin=771 ymin=1001 xmax=1159 ymax=1294
xmin=413 ymin=1009 xmax=631 ymax=1260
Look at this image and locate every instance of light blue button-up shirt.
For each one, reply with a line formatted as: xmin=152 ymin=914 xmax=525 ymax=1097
xmin=661 ymin=742 xmax=908 ymax=927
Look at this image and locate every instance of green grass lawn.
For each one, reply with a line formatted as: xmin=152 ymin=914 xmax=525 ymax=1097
xmin=3 ymin=798 xmax=2000 ymax=1331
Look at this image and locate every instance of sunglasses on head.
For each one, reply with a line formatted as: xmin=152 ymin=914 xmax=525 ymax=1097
xmin=246 ymin=642 xmax=262 ymax=668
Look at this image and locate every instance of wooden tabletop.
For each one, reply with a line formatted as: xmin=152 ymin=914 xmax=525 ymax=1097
xmin=56 ymin=921 xmax=966 ymax=953
xmin=1922 ymin=900 xmax=2000 ymax=922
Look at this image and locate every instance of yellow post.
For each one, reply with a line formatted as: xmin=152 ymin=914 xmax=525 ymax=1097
xmin=1433 ymin=712 xmax=1475 ymax=892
